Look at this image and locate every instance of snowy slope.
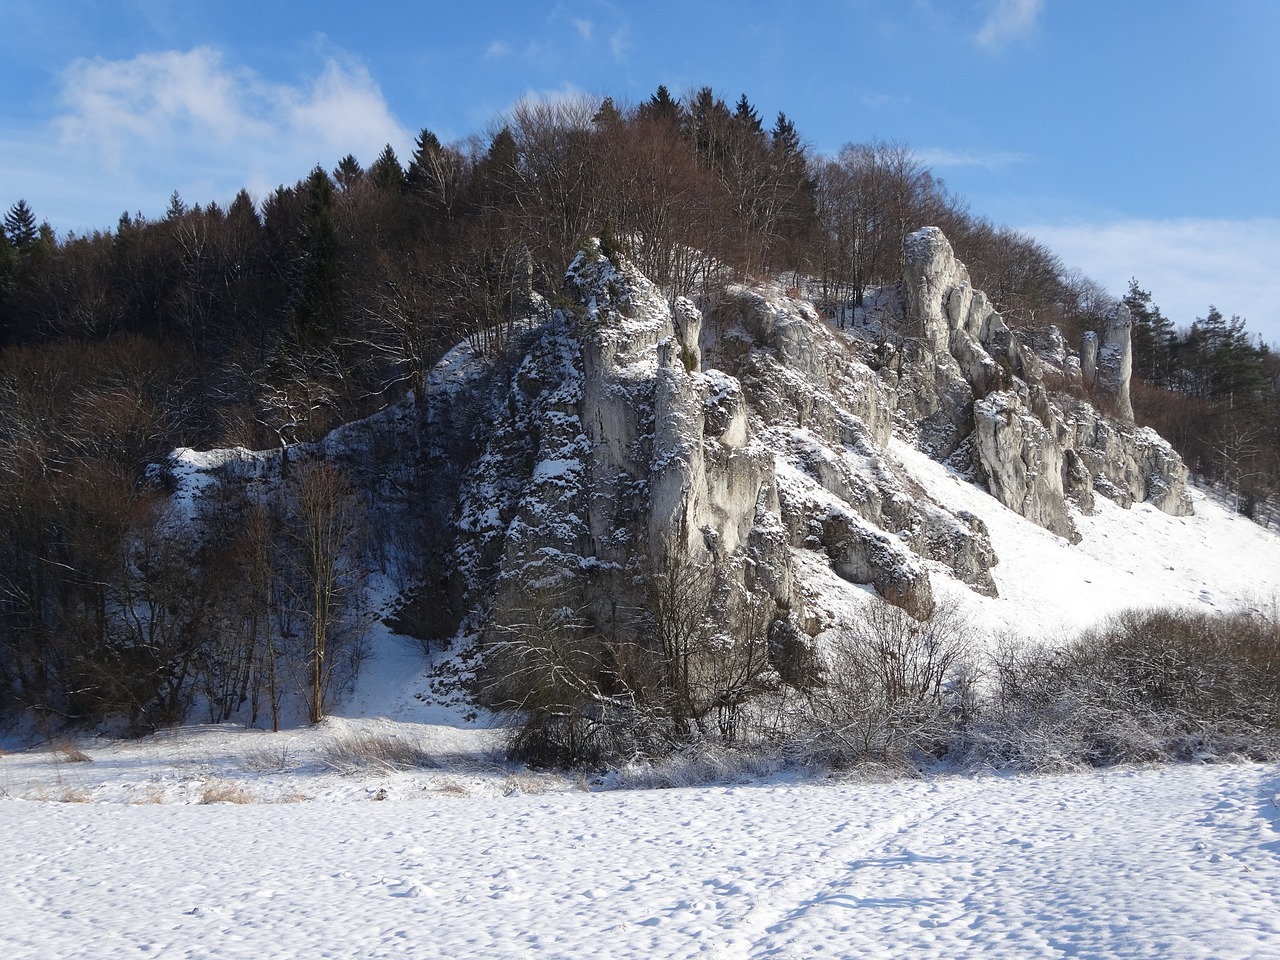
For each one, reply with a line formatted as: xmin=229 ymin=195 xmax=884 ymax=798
xmin=892 ymin=441 xmax=1280 ymax=640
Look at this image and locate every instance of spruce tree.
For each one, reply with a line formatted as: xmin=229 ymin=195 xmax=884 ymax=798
xmin=592 ymin=96 xmax=622 ymax=129
xmin=407 ymin=129 xmax=443 ymax=189
xmin=733 ymin=94 xmax=763 ymax=135
xmin=333 ymin=154 xmax=363 ymax=190
xmin=4 ymin=199 xmax=38 ymax=250
xmin=1123 ymin=279 xmax=1174 ymax=384
xmin=637 ymin=84 xmax=682 ymax=128
xmin=166 ymin=190 xmax=188 ymax=220
xmin=290 ymin=166 xmax=342 ymax=349
xmin=369 ymin=144 xmax=405 ymax=192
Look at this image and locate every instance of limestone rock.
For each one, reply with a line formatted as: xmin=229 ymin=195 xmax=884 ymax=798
xmin=1096 ymin=304 xmax=1134 ymax=421
xmin=898 ymin=225 xmax=1190 ymax=537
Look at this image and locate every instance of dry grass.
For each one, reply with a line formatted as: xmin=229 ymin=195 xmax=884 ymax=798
xmin=241 ymin=744 xmax=294 ymax=772
xmin=57 ymin=787 xmax=92 ymax=803
xmin=320 ymin=732 xmax=435 ymax=774
xmin=129 ymin=786 xmax=167 ymax=805
xmin=50 ymin=739 xmax=92 ymax=763
xmin=199 ymin=780 xmax=255 ymax=804
xmin=430 ymin=779 xmax=471 ymax=797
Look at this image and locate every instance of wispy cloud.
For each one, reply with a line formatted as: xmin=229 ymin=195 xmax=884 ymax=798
xmin=1026 ymin=218 xmax=1280 ymax=346
xmin=572 ymin=19 xmax=594 ymax=41
xmin=917 ymin=147 xmax=1029 ymax=170
xmin=609 ymin=25 xmax=631 ymax=61
xmin=37 ymin=46 xmax=412 ymax=228
xmin=974 ymin=0 xmax=1044 ymax=50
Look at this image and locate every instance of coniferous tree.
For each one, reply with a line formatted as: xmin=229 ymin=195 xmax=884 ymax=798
xmin=1124 ymin=279 xmax=1174 ymax=384
xmin=166 ymin=191 xmax=188 ymax=221
xmin=333 ymin=154 xmax=363 ymax=190
xmin=369 ymin=144 xmax=406 ymax=193
xmin=592 ymin=96 xmax=623 ymax=129
xmin=637 ymin=84 xmax=682 ymax=129
xmin=4 ymin=200 xmax=38 ymax=251
xmin=734 ymin=94 xmax=764 ymax=135
xmin=290 ymin=166 xmax=342 ymax=350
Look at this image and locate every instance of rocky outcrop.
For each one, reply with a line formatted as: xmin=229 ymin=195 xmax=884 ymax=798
xmin=404 ymin=228 xmax=1191 ymax=659
xmin=424 ymin=238 xmax=1025 ymax=652
xmin=897 ymin=227 xmax=1191 ymax=536
xmin=1095 ymin=304 xmax=1134 ymax=421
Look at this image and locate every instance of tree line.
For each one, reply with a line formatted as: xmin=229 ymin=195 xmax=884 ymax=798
xmin=1123 ymin=280 xmax=1279 ymax=517
xmin=0 ymin=84 xmax=1275 ymax=728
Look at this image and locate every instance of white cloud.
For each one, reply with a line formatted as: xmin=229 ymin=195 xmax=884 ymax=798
xmin=485 ymin=40 xmax=512 ymax=59
xmin=572 ymin=19 xmax=594 ymax=41
xmin=34 ymin=47 xmax=412 ymax=230
xmin=609 ymin=25 xmax=631 ymax=60
xmin=975 ymin=0 xmax=1044 ymax=50
xmin=57 ymin=48 xmax=260 ymax=166
xmin=1026 ymin=218 xmax=1280 ymax=347
xmin=917 ymin=147 xmax=1029 ymax=170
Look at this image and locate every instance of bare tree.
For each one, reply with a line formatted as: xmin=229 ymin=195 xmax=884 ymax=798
xmin=285 ymin=462 xmax=368 ymax=723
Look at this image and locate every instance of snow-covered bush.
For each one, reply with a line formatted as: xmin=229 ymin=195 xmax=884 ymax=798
xmin=966 ymin=605 xmax=1280 ymax=769
xmin=796 ymin=604 xmax=976 ymax=768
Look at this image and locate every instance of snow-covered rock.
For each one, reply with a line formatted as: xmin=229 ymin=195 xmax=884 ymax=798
xmin=897 ymin=226 xmax=1190 ymax=538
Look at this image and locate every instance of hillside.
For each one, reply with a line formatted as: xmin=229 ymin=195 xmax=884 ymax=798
xmin=5 ymin=228 xmax=1280 ymax=959
xmin=60 ymin=225 xmax=1274 ymax=762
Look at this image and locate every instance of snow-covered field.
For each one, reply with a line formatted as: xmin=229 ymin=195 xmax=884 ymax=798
xmin=3 ymin=749 xmax=1280 ymax=959
xmin=5 ymin=431 xmax=1280 ymax=957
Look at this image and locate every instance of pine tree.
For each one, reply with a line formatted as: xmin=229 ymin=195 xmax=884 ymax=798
xmin=407 ymin=129 xmax=443 ymax=188
xmin=592 ymin=96 xmax=622 ymax=129
xmin=1123 ymin=279 xmax=1174 ymax=384
xmin=333 ymin=154 xmax=363 ymax=190
xmin=369 ymin=144 xmax=405 ymax=192
xmin=733 ymin=94 xmax=763 ymax=135
xmin=227 ymin=189 xmax=260 ymax=228
xmin=166 ymin=190 xmax=188 ymax=220
xmin=637 ymin=84 xmax=682 ymax=128
xmin=686 ymin=87 xmax=732 ymax=166
xmin=4 ymin=199 xmax=38 ymax=250
xmin=290 ymin=166 xmax=342 ymax=349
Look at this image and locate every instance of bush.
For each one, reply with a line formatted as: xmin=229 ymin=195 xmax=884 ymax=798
xmin=798 ymin=603 xmax=976 ymax=768
xmin=966 ymin=605 xmax=1280 ymax=770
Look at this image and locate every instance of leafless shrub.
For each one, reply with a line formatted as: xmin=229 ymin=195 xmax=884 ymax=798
xmin=964 ymin=605 xmax=1280 ymax=770
xmin=798 ymin=603 xmax=975 ymax=767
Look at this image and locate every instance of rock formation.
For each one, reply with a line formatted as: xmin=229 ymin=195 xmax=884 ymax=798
xmin=173 ymin=230 xmax=1194 ymax=675
xmin=895 ymin=227 xmax=1190 ymax=541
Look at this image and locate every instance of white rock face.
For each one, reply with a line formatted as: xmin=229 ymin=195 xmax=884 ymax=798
xmin=898 ymin=227 xmax=1190 ymax=538
xmin=1096 ymin=304 xmax=1135 ymax=421
xmin=412 ymin=230 xmax=1190 ymax=656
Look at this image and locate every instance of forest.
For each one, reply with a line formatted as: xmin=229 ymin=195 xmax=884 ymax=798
xmin=0 ymin=85 xmax=1276 ymax=732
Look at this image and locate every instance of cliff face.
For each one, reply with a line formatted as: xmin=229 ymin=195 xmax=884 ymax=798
xmin=414 ymin=227 xmax=1190 ymax=666
xmin=180 ymin=230 xmax=1188 ymax=675
xmin=894 ymin=227 xmax=1190 ymax=544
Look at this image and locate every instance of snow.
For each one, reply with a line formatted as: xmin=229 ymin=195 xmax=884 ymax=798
xmin=891 ymin=441 xmax=1280 ymax=640
xmin=3 ymin=748 xmax=1280 ymax=958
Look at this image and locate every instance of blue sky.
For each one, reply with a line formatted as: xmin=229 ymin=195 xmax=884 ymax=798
xmin=4 ymin=0 xmax=1280 ymax=344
